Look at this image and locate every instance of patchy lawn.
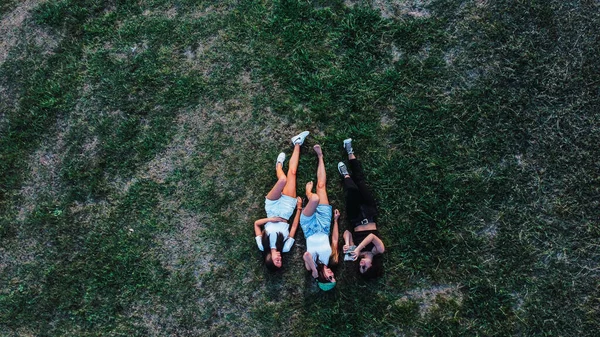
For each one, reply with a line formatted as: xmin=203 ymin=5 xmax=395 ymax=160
xmin=1 ymin=0 xmax=599 ymax=336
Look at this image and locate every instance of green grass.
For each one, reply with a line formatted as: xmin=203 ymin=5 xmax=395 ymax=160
xmin=1 ymin=0 xmax=599 ymax=336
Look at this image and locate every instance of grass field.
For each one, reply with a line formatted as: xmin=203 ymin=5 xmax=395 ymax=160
xmin=1 ymin=0 xmax=599 ymax=336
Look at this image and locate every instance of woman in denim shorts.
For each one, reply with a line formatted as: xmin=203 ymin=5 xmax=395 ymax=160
xmin=301 ymin=144 xmax=340 ymax=291
xmin=254 ymin=131 xmax=310 ymax=271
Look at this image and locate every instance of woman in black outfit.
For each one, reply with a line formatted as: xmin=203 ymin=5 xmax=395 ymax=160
xmin=338 ymin=139 xmax=385 ymax=279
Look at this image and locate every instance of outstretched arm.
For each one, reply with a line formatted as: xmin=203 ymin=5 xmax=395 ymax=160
xmin=331 ymin=209 xmax=340 ymax=252
xmin=288 ymin=197 xmax=302 ymax=239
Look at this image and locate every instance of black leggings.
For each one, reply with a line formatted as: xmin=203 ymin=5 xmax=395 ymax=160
xmin=344 ymin=159 xmax=378 ymax=228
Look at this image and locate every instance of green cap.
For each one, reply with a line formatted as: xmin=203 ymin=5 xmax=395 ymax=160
xmin=317 ymin=281 xmax=336 ymax=291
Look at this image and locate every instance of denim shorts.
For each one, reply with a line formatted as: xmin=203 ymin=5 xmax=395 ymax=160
xmin=300 ymin=204 xmax=333 ymax=238
xmin=265 ymin=194 xmax=296 ymax=220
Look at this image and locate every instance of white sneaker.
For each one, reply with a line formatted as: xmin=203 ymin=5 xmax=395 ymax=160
xmin=338 ymin=162 xmax=349 ymax=176
xmin=276 ymin=152 xmax=286 ymax=168
xmin=343 ymin=138 xmax=353 ymax=154
xmin=291 ymin=131 xmax=310 ymax=145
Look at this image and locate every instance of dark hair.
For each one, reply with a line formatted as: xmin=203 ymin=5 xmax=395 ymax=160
xmin=357 ymin=254 xmax=383 ymax=279
xmin=314 ymin=254 xmax=336 ymax=283
xmin=262 ymin=230 xmax=284 ymax=272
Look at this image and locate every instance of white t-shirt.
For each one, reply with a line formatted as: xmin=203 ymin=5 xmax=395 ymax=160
xmin=306 ymin=233 xmax=331 ymax=265
xmin=255 ymin=221 xmax=295 ymax=252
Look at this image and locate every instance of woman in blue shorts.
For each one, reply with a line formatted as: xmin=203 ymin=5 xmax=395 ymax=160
xmin=301 ymin=144 xmax=340 ymax=291
xmin=254 ymin=131 xmax=309 ymax=271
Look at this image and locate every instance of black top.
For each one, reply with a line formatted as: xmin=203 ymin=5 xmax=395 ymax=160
xmin=352 ymin=229 xmax=381 ymax=252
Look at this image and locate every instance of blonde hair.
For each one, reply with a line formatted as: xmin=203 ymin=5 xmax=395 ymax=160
xmin=330 ymin=244 xmax=339 ymax=265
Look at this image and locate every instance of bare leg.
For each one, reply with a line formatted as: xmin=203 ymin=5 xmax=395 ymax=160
xmin=313 ymin=145 xmax=329 ymax=205
xmin=276 ymin=161 xmax=286 ymax=180
xmin=266 ymin=162 xmax=287 ymax=200
xmin=302 ymin=181 xmax=319 ymax=216
xmin=282 ymin=144 xmax=300 ymax=197
xmin=348 ymin=153 xmax=356 ymax=160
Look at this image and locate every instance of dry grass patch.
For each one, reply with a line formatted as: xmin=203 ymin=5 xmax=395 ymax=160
xmin=0 ymin=84 xmax=11 ymax=126
xmin=189 ymin=4 xmax=230 ymax=19
xmin=0 ymin=238 xmax=40 ymax=278
xmin=344 ymin=0 xmax=432 ymax=19
xmin=128 ymin=297 xmax=204 ymax=337
xmin=395 ymin=284 xmax=464 ymax=317
xmin=154 ymin=205 xmax=218 ymax=276
xmin=0 ymin=0 xmax=57 ymax=65
xmin=0 ymin=0 xmax=58 ymax=126
xmin=128 ymin=292 xmax=262 ymax=337
xmin=68 ymin=199 xmax=113 ymax=223
xmin=142 ymin=3 xmax=231 ymax=19
xmin=182 ymin=29 xmax=226 ymax=76
xmin=17 ymin=119 xmax=68 ymax=221
xmin=120 ymin=105 xmax=219 ymax=188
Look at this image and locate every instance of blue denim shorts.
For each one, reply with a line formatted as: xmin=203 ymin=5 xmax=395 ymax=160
xmin=300 ymin=204 xmax=333 ymax=238
xmin=264 ymin=195 xmax=296 ymax=220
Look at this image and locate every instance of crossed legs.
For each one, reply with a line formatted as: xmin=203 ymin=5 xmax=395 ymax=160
xmin=266 ymin=143 xmax=301 ymax=201
xmin=282 ymin=144 xmax=300 ymax=197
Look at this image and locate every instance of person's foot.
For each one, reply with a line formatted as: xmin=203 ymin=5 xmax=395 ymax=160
xmin=313 ymin=144 xmax=323 ymax=157
xmin=292 ymin=131 xmax=310 ymax=145
xmin=305 ymin=181 xmax=314 ymax=197
xmin=338 ymin=162 xmax=349 ymax=176
xmin=276 ymin=152 xmax=286 ymax=169
xmin=343 ymin=138 xmax=353 ymax=154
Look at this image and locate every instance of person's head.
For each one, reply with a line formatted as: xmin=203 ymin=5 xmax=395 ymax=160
xmin=262 ymin=231 xmax=284 ymax=272
xmin=314 ymin=254 xmax=337 ymax=291
xmin=357 ymin=253 xmax=383 ymax=279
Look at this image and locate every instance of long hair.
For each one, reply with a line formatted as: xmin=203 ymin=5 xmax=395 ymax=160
xmin=261 ymin=230 xmax=284 ymax=272
xmin=314 ymin=253 xmax=337 ymax=283
xmin=330 ymin=244 xmax=339 ymax=266
xmin=357 ymin=254 xmax=383 ymax=279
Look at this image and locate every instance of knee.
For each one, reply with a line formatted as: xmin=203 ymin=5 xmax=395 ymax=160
xmin=287 ymin=167 xmax=297 ymax=176
xmin=278 ymin=176 xmax=287 ymax=186
xmin=316 ymin=181 xmax=326 ymax=190
xmin=309 ymin=194 xmax=320 ymax=204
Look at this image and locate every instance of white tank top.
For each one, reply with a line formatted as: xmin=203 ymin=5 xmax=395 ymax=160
xmin=306 ymin=233 xmax=331 ymax=265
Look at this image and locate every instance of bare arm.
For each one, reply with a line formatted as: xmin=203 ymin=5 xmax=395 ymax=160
xmin=254 ymin=217 xmax=286 ymax=236
xmin=331 ymin=209 xmax=340 ymax=252
xmin=288 ymin=197 xmax=302 ymax=239
xmin=370 ymin=235 xmax=385 ymax=254
xmin=343 ymin=230 xmax=354 ymax=253
xmin=303 ymin=252 xmax=318 ymax=278
xmin=352 ymin=233 xmax=385 ymax=257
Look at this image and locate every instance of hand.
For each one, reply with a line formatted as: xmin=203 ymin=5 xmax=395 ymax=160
xmin=351 ymin=248 xmax=361 ymax=261
xmin=296 ymin=197 xmax=302 ymax=209
xmin=334 ymin=209 xmax=340 ymax=221
xmin=272 ymin=216 xmax=287 ymax=222
xmin=343 ymin=244 xmax=350 ymax=253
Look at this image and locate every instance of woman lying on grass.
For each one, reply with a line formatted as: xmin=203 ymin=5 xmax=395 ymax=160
xmin=254 ymin=131 xmax=309 ymax=271
xmin=301 ymin=144 xmax=339 ymax=291
xmin=338 ymin=139 xmax=385 ymax=279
